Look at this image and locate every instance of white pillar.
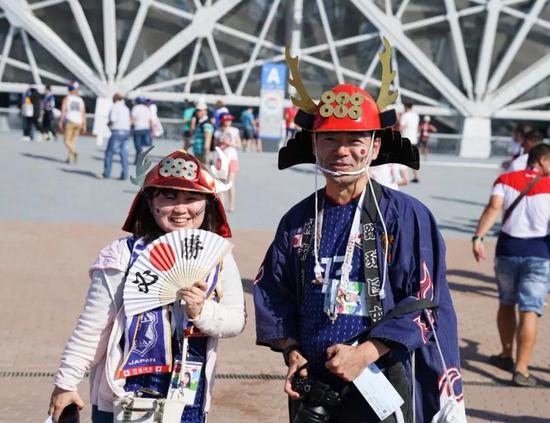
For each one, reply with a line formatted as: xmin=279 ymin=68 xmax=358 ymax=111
xmin=459 ymin=117 xmax=491 ymax=158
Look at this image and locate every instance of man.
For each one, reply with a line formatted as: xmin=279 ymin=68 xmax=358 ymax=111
xmin=240 ymin=106 xmax=256 ymax=152
xmin=399 ymin=103 xmax=419 ymax=182
xmin=418 ymin=115 xmax=437 ymax=161
xmin=41 ymin=85 xmax=56 ymax=141
xmin=131 ymin=96 xmax=153 ymax=164
xmin=192 ymin=101 xmax=214 ymax=164
xmin=100 ymin=93 xmax=131 ymax=180
xmin=59 ymin=81 xmax=86 ymax=164
xmin=182 ymin=101 xmax=196 ymax=150
xmin=473 ymin=143 xmax=550 ymax=387
xmin=254 ymin=42 xmax=464 ymax=422
xmin=508 ymin=129 xmax=544 ymax=171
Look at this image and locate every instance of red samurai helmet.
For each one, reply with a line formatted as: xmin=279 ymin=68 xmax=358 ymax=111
xmin=122 ymin=149 xmax=232 ymax=237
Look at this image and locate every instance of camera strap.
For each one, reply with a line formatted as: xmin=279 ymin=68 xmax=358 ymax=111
xmin=342 ymin=299 xmax=438 ymax=346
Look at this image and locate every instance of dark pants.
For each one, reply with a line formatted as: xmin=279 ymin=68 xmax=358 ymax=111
xmin=23 ymin=116 xmax=41 ymax=139
xmin=42 ymin=110 xmax=55 ymax=135
xmin=92 ymin=405 xmax=113 ymax=423
xmin=133 ymin=129 xmax=152 ymax=164
xmin=103 ymin=130 xmax=130 ymax=179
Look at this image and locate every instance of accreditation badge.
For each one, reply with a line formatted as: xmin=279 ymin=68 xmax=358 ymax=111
xmin=323 ymin=279 xmax=368 ymax=317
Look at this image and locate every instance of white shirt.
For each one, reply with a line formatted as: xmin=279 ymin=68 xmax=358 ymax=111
xmin=492 ymin=170 xmax=550 ymax=238
xmin=109 ymin=101 xmax=130 ymax=131
xmin=400 ymin=110 xmax=420 ymax=145
xmin=65 ymin=94 xmax=85 ymax=124
xmin=131 ymin=104 xmax=152 ymax=130
xmin=371 ymin=164 xmax=402 ymax=190
xmin=216 ymin=126 xmax=240 ymax=161
xmin=508 ymin=153 xmax=528 ymax=172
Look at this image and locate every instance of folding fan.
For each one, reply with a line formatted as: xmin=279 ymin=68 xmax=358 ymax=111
xmin=124 ymin=228 xmax=233 ymax=317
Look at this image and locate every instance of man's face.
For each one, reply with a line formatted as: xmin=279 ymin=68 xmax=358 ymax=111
xmin=315 ymin=131 xmax=380 ymax=184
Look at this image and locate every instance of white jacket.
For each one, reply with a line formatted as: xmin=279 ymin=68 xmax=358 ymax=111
xmin=54 ymin=237 xmax=246 ymax=413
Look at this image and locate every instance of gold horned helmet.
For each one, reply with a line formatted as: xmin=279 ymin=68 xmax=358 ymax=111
xmin=285 ymin=36 xmax=398 ymax=132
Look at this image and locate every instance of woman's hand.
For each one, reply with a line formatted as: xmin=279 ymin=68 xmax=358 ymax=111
xmin=178 ymin=281 xmax=207 ymax=320
xmin=48 ymin=386 xmax=84 ymax=422
xmin=284 ymin=350 xmax=308 ymax=400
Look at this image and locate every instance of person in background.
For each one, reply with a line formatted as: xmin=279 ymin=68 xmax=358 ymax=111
xmin=182 ymin=101 xmax=196 ymax=150
xmin=213 ymin=100 xmax=229 ymax=129
xmin=131 ymin=96 xmax=153 ymax=164
xmin=473 ymin=144 xmax=550 ymax=387
xmin=215 ymin=113 xmax=241 ymax=213
xmin=193 ymin=101 xmax=214 ymax=164
xmin=240 ymin=107 xmax=255 ymax=152
xmin=21 ymin=86 xmax=35 ymax=142
xmin=59 ymin=81 xmax=86 ymax=163
xmin=147 ymin=98 xmax=164 ymax=140
xmin=399 ymin=102 xmax=420 ymax=182
xmin=41 ymin=85 xmax=56 ymax=141
xmin=370 ymin=163 xmax=409 ymax=190
xmin=508 ymin=130 xmax=544 ymax=172
xmin=284 ymin=106 xmax=299 ymax=140
xmin=418 ymin=115 xmax=437 ymax=160
xmin=100 ymin=93 xmax=131 ymax=180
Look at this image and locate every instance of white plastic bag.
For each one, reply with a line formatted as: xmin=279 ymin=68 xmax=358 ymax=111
xmin=113 ymin=395 xmax=185 ymax=423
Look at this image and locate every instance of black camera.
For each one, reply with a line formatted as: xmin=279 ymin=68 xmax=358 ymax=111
xmin=291 ymin=373 xmax=347 ymax=423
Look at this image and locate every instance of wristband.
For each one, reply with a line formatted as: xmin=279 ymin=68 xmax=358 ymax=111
xmin=282 ymin=345 xmax=303 ymax=367
xmin=471 ymin=235 xmax=483 ymax=242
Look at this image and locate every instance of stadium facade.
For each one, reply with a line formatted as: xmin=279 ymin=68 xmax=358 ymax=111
xmin=0 ymin=0 xmax=549 ymax=157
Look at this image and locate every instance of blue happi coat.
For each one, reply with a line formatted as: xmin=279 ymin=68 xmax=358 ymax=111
xmin=253 ymin=186 xmax=464 ymax=422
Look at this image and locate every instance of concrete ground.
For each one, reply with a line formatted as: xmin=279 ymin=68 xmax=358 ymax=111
xmin=0 ymin=132 xmax=548 ymax=422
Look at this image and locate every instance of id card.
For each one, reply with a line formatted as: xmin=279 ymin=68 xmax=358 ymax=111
xmin=323 ymin=279 xmax=368 ymax=317
xmin=353 ymin=363 xmax=404 ymax=420
xmin=181 ymin=361 xmax=203 ymax=405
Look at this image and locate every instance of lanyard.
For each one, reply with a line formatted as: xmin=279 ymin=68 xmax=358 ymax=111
xmin=315 ymin=190 xmax=366 ymax=322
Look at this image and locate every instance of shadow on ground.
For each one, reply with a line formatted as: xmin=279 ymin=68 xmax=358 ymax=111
xmin=20 ymin=152 xmax=65 ymax=163
xmin=467 ymin=409 xmax=550 ymax=422
xmin=447 ymin=269 xmax=495 ymax=284
xmin=431 ymin=195 xmax=487 ymax=208
xmin=59 ymin=168 xmax=98 ymax=178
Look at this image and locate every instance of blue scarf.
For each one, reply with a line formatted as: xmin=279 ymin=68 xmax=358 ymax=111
xmin=117 ymin=237 xmax=222 ymax=379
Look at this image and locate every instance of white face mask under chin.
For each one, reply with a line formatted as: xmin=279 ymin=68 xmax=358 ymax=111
xmin=312 ymin=133 xmax=389 ymax=300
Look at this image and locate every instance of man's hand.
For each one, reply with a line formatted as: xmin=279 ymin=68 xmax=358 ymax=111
xmin=284 ymin=350 xmax=308 ymax=400
xmin=472 ymin=239 xmax=485 ymax=262
xmin=326 ymin=340 xmax=389 ymax=382
xmin=178 ymin=281 xmax=207 ymax=320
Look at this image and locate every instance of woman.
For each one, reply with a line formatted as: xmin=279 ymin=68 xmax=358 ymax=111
xmin=215 ymin=113 xmax=241 ymax=212
xmin=48 ymin=150 xmax=246 ymax=422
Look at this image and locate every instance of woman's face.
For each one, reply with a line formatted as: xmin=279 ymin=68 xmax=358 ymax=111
xmin=149 ymin=189 xmax=206 ymax=233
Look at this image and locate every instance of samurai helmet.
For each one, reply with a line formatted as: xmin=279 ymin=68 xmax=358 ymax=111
xmin=279 ymin=36 xmax=419 ymax=170
xmin=286 ymin=36 xmax=398 ymax=133
xmin=122 ymin=148 xmax=233 ymax=237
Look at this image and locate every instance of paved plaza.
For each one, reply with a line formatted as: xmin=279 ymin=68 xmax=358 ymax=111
xmin=0 ymin=132 xmax=548 ymax=422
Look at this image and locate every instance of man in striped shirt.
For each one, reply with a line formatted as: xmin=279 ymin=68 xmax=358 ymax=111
xmin=473 ymin=143 xmax=550 ymax=387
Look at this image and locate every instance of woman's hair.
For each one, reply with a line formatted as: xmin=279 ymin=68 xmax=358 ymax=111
xmin=132 ymin=187 xmax=224 ymax=242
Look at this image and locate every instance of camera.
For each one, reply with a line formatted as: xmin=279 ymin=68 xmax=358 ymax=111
xmin=291 ymin=373 xmax=347 ymax=423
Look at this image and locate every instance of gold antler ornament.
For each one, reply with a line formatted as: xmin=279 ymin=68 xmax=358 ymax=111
xmin=285 ymin=46 xmax=317 ymax=114
xmin=376 ymin=36 xmax=398 ymax=110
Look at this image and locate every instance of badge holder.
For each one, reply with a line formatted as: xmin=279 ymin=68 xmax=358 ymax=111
xmin=113 ymin=302 xmax=189 ymax=423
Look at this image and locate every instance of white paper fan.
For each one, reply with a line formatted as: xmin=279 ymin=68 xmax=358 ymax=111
xmin=124 ymin=228 xmax=233 ymax=317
